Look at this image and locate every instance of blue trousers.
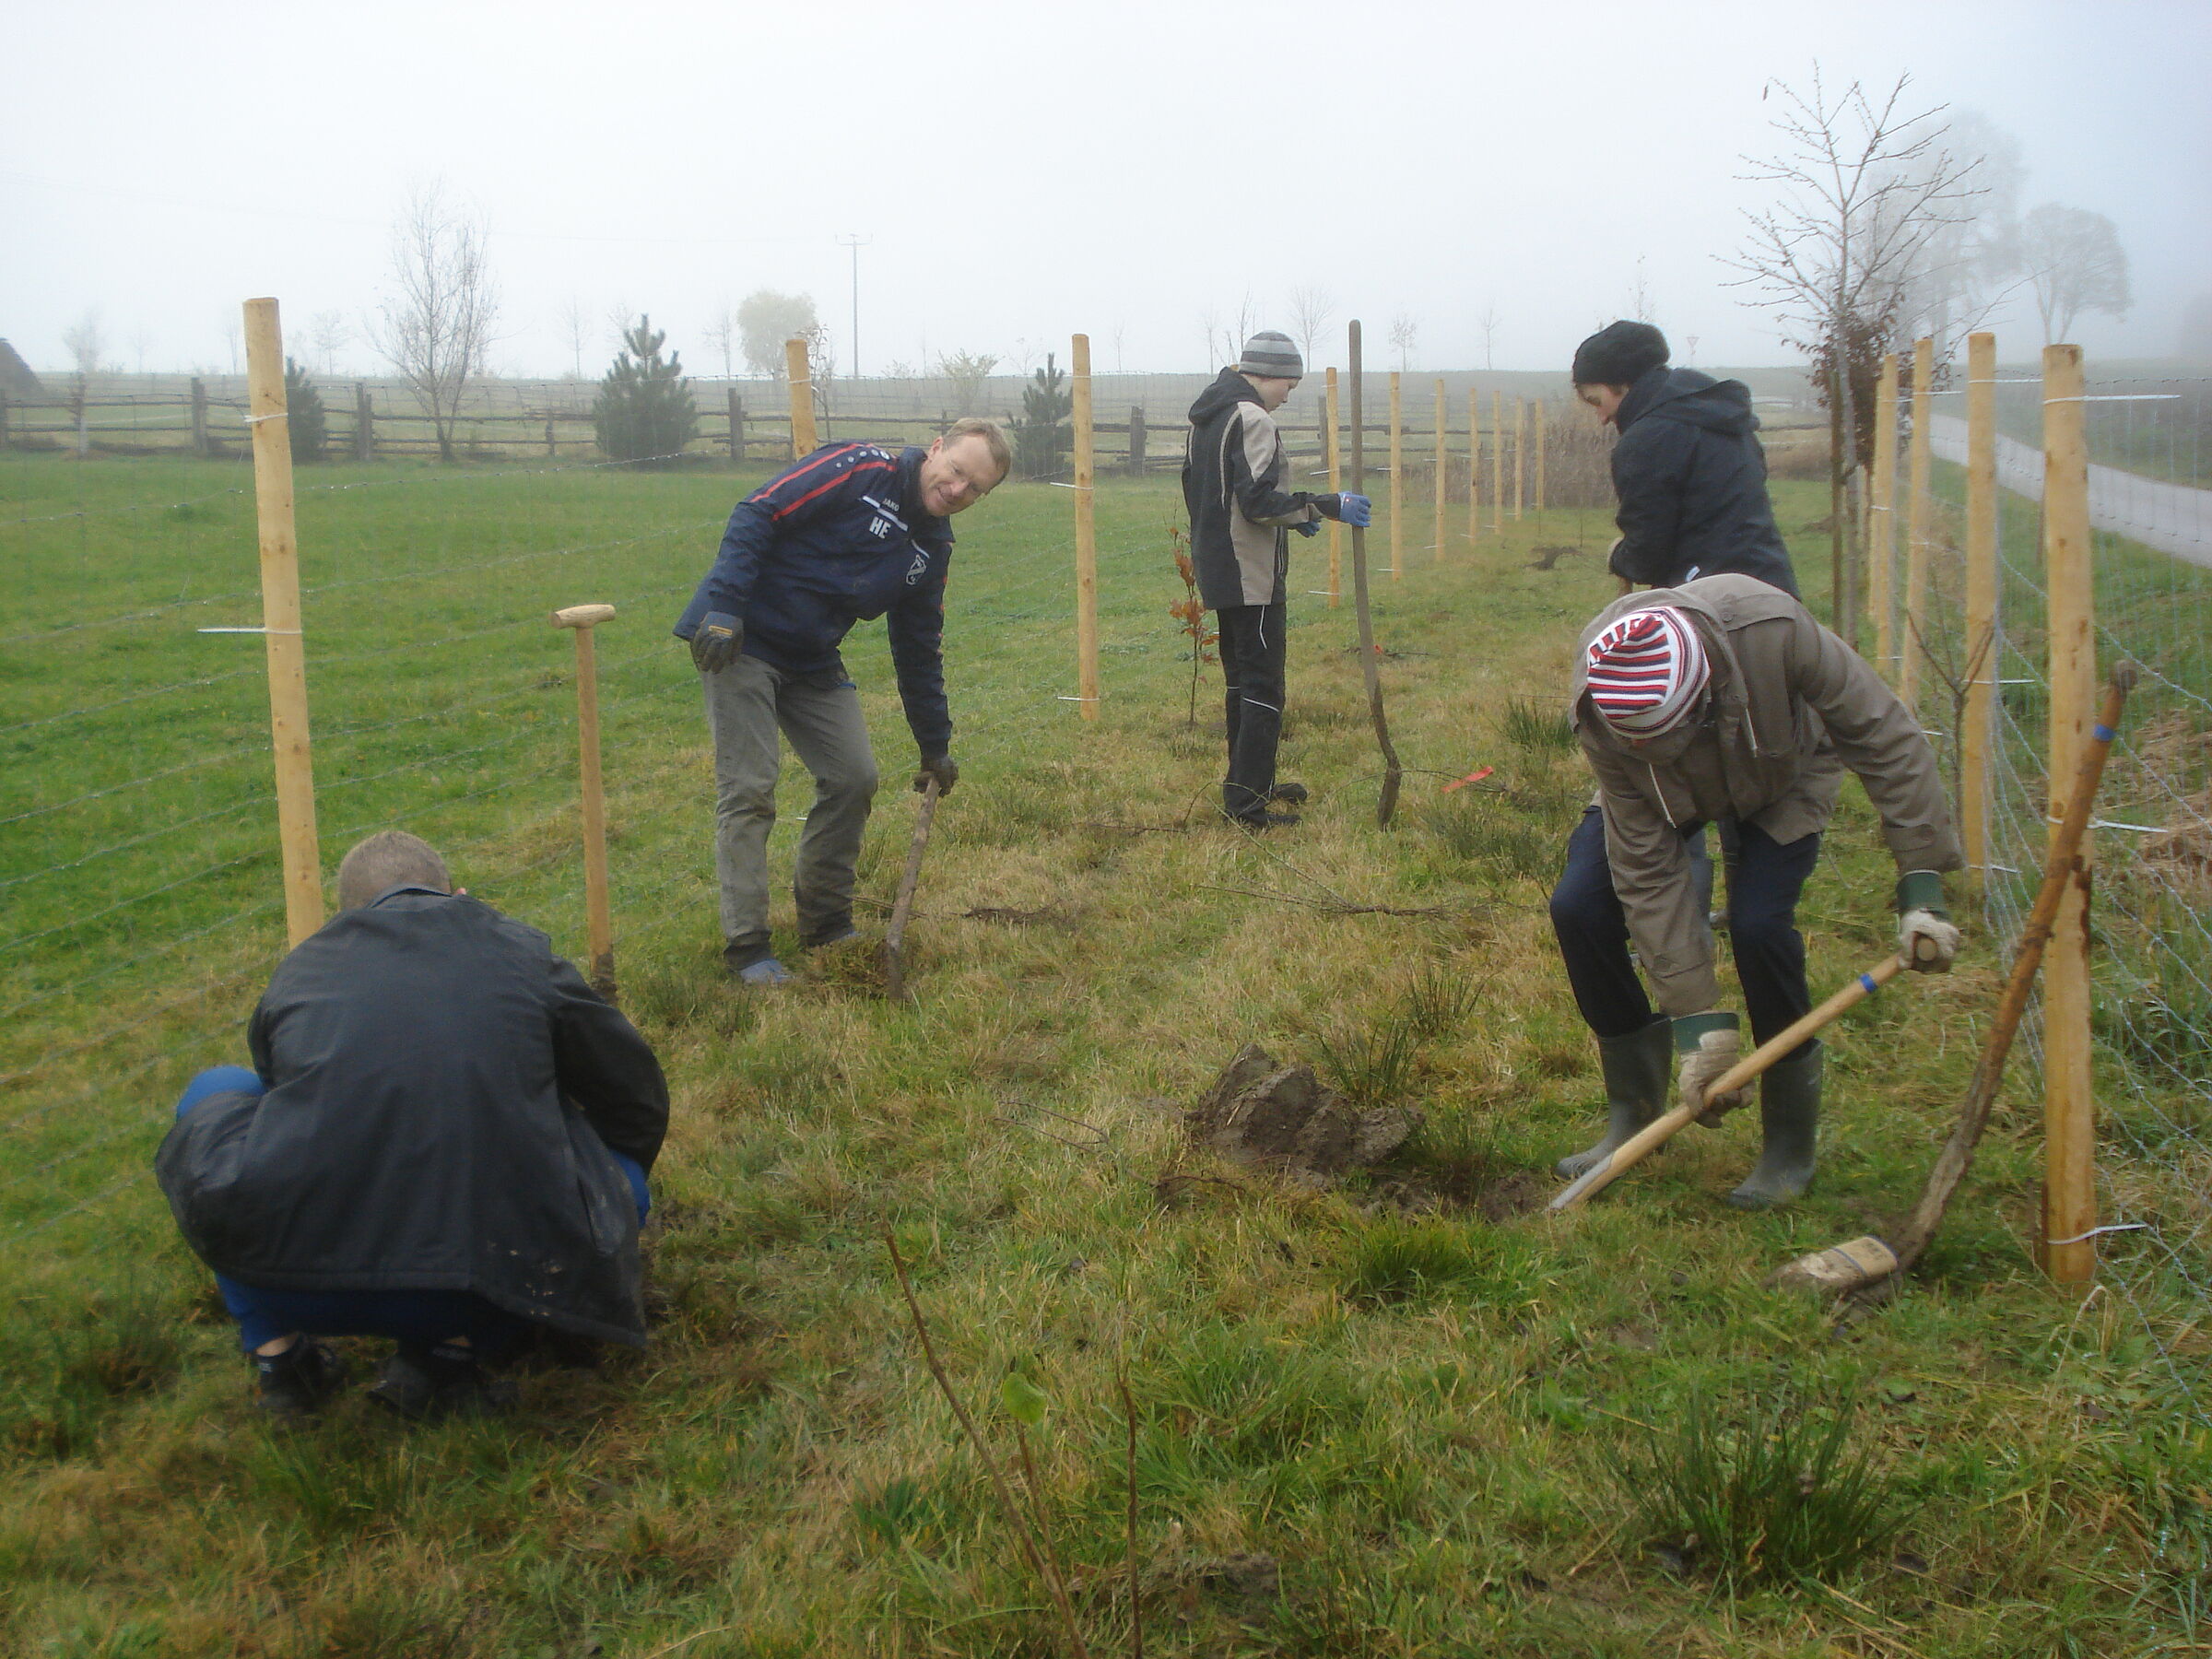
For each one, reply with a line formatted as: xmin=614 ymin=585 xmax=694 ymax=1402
xmin=1548 ymin=806 xmax=1821 ymax=1053
xmin=176 ymin=1066 xmax=649 ymax=1353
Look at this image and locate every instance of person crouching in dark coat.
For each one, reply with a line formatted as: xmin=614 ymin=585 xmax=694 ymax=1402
xmin=1571 ymin=320 xmax=1799 ymax=597
xmin=155 ymin=830 xmax=670 ymax=1421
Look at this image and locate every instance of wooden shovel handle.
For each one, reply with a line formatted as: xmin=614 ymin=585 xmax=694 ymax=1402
xmin=1549 ymin=953 xmax=1906 ymax=1214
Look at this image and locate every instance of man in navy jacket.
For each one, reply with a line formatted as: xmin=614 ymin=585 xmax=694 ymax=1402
xmin=674 ymin=419 xmax=1011 ymax=983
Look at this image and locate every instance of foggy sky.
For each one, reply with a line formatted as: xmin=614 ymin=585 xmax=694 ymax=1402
xmin=5 ymin=0 xmax=2207 ymax=381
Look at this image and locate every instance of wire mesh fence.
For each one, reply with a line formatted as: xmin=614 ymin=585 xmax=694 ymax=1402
xmin=1899 ymin=357 xmax=2212 ymax=1418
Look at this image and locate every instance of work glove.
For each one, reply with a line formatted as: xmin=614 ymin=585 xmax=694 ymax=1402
xmin=689 ymin=611 xmax=743 ymax=675
xmin=1292 ymin=517 xmax=1322 ymax=538
xmin=914 ymin=754 xmax=959 ymax=798
xmin=1327 ymin=492 xmax=1374 ymax=527
xmin=1675 ymin=1011 xmax=1746 ymax=1123
xmin=1896 ymin=871 xmax=1961 ymax=972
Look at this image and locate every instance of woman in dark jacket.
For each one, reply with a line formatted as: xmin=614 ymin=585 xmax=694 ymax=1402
xmin=1572 ymin=321 xmax=1798 ymax=597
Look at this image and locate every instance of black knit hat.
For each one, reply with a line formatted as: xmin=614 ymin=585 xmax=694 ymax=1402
xmin=1237 ymin=330 xmax=1303 ymax=381
xmin=1571 ymin=320 xmax=1669 ymax=387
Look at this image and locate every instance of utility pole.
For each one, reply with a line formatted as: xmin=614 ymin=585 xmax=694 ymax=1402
xmin=836 ymin=233 xmax=872 ymax=379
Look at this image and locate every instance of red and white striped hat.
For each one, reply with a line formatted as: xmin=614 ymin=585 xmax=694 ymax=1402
xmin=1585 ymin=606 xmax=1710 ymax=737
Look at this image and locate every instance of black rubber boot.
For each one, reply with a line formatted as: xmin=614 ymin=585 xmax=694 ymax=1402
xmin=1556 ymin=1019 xmax=1673 ymax=1179
xmin=1727 ymin=1041 xmax=1822 ymax=1209
xmin=367 ymin=1342 xmax=517 ymax=1423
xmin=253 ymin=1335 xmax=351 ymax=1418
xmin=1267 ymin=782 xmax=1310 ymax=806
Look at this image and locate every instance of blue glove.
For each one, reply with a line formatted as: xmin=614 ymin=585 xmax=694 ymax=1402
xmin=1337 ymin=492 xmax=1373 ymax=528
xmin=689 ymin=611 xmax=743 ymax=674
xmin=1292 ymin=518 xmax=1321 ymax=538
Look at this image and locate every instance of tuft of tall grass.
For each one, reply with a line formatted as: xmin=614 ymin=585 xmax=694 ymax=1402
xmin=1500 ymin=693 xmax=1577 ymax=753
xmin=1421 ymin=794 xmax=1559 ymax=888
xmin=1632 ymin=1383 xmax=1917 ymax=1588
xmin=1307 ymin=1012 xmax=1421 ymax=1108
xmin=1401 ymin=963 xmax=1477 ymax=1041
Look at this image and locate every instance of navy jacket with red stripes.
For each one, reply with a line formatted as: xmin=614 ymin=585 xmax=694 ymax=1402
xmin=674 ymin=442 xmax=954 ymax=755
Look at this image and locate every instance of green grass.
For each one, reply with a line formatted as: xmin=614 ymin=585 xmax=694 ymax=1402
xmin=0 ymin=451 xmax=2206 ymax=1654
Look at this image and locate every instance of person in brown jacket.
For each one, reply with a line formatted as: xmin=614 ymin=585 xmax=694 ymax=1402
xmin=1547 ymin=575 xmax=1963 ymax=1207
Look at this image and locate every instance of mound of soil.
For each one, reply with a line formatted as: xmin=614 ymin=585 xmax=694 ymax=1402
xmin=1186 ymin=1043 xmax=1420 ymax=1185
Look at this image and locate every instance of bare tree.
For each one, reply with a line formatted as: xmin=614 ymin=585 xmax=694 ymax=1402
xmin=1729 ymin=67 xmax=1982 ymax=645
xmin=2021 ymin=204 xmax=2130 ymax=343
xmin=736 ymin=290 xmax=818 ymax=378
xmin=1288 ymin=285 xmax=1337 ymax=367
xmin=701 ymin=300 xmax=738 ymax=379
xmin=371 ymin=182 xmax=500 ymax=463
xmin=1888 ymin=109 xmax=2026 ymax=358
xmin=1387 ymin=313 xmax=1418 ymax=371
xmin=1198 ymin=304 xmax=1224 ymax=369
xmin=307 ymin=311 xmax=350 ymax=377
xmin=935 ymin=349 xmax=999 ymax=417
xmin=558 ymin=297 xmax=591 ymax=381
xmin=1479 ymin=306 xmax=1500 ymax=370
xmin=128 ymin=325 xmax=152 ymax=378
xmin=1629 ymin=256 xmax=1655 ymax=323
xmin=60 ymin=311 xmax=105 ymax=456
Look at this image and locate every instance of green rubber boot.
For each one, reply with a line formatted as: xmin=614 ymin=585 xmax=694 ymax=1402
xmin=1556 ymin=1020 xmax=1673 ymax=1180
xmin=1727 ymin=1042 xmax=1823 ymax=1209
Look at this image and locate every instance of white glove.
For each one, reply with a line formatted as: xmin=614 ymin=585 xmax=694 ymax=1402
xmin=1674 ymin=1012 xmax=1746 ymax=1123
xmin=1900 ymin=908 xmax=1961 ymax=971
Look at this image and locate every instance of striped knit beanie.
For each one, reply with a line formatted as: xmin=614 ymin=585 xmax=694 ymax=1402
xmin=1584 ymin=606 xmax=1710 ymax=737
xmin=1237 ymin=330 xmax=1303 ymax=381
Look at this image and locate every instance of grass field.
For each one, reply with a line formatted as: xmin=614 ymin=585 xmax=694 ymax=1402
xmin=1 ymin=450 xmax=2206 ymax=1657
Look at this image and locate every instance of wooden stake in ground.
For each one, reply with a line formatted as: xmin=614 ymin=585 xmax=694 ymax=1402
xmin=881 ymin=777 xmax=941 ymax=1003
xmin=1868 ymin=352 xmax=1900 ymax=679
xmin=2041 ymin=341 xmax=2098 ymax=1287
xmin=1900 ymin=335 xmax=1935 ymax=714
xmin=242 ymin=298 xmax=324 ymax=947
xmin=1960 ymin=331 xmax=1998 ymax=896
xmin=1466 ymin=387 xmax=1481 ymax=547
xmin=550 ymin=603 xmax=618 ymax=999
xmin=1324 ymin=368 xmax=1344 ymax=607
xmin=1432 ymin=378 xmax=1448 ymax=562
xmin=1533 ymin=397 xmax=1547 ymax=517
xmin=1388 ymin=371 xmax=1404 ymax=579
xmin=783 ymin=336 xmax=818 ymax=459
xmin=1489 ymin=389 xmax=1504 ymax=535
xmin=1512 ymin=396 xmax=1527 ymax=520
xmin=1347 ymin=323 xmax=1404 ymax=828
xmin=1769 ymin=666 xmax=2136 ymax=1296
xmin=1548 ymin=954 xmax=1906 ymax=1213
xmin=1072 ymin=333 xmax=1100 ymax=721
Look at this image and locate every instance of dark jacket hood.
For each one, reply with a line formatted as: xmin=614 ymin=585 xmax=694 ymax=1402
xmin=1189 ymin=366 xmax=1261 ymax=425
xmin=1618 ymin=366 xmax=1759 ymax=438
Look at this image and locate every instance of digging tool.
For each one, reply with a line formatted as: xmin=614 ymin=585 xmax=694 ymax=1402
xmin=1770 ymin=664 xmax=2137 ymax=1295
xmin=1345 ymin=320 xmax=1405 ymax=828
xmin=550 ymin=602 xmax=618 ymax=1000
xmin=1548 ymin=953 xmax=1907 ymax=1214
xmin=881 ymin=776 xmax=941 ymax=1003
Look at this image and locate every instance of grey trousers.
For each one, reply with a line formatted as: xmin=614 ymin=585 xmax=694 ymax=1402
xmin=701 ymin=654 xmax=878 ymax=953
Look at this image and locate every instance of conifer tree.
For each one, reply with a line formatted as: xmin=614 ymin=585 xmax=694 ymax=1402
xmin=593 ymin=316 xmax=698 ymax=465
xmin=284 ymin=357 xmax=328 ymax=462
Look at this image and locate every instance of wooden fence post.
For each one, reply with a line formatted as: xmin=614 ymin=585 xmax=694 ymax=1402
xmin=1432 ymin=378 xmax=1448 ymax=561
xmin=353 ymin=382 xmax=373 ymax=463
xmin=1900 ymin=336 xmax=1935 ymax=714
xmin=191 ymin=376 xmax=211 ymax=457
xmin=1347 ymin=322 xmax=1404 ymax=826
xmin=1868 ymin=353 xmax=1900 ymax=681
xmin=1512 ymin=396 xmax=1526 ymax=521
xmin=1489 ymin=390 xmax=1504 ymax=535
xmin=2041 ymin=341 xmax=2097 ymax=1288
xmin=1533 ymin=398 xmax=1547 ymax=514
xmin=1388 ymin=371 xmax=1404 ymax=579
xmin=1324 ymin=369 xmax=1343 ymax=607
xmin=1128 ymin=405 xmax=1146 ymax=473
xmin=1961 ymin=331 xmax=1998 ymax=897
xmin=242 ymin=298 xmax=324 ymax=947
xmin=1466 ymin=388 xmax=1480 ymax=546
xmin=550 ymin=604 xmax=619 ymax=998
xmin=544 ymin=418 xmax=556 ymax=459
xmin=784 ymin=337 xmax=817 ymax=458
xmin=1071 ymin=334 xmax=1099 ymax=723
xmin=727 ymin=387 xmax=745 ymax=462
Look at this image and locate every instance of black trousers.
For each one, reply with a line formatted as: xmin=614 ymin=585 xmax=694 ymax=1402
xmin=1218 ymin=602 xmax=1288 ymax=819
xmin=1548 ymin=804 xmax=1821 ymax=1053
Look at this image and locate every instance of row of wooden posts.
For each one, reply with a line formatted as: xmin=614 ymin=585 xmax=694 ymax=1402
xmin=234 ymin=299 xmax=2115 ymax=1289
xmin=1866 ymin=331 xmax=2105 ymax=1287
